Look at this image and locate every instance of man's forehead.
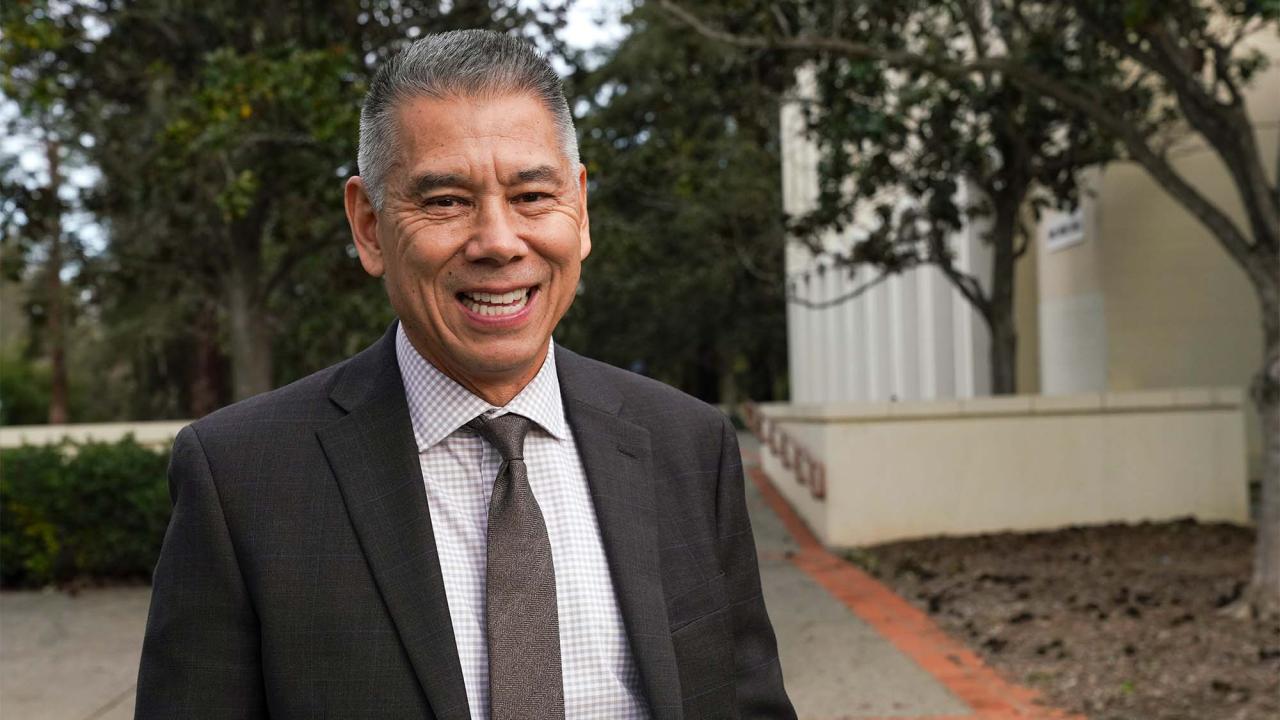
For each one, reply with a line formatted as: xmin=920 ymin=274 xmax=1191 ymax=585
xmin=391 ymin=91 xmax=556 ymax=139
xmin=386 ymin=92 xmax=570 ymax=183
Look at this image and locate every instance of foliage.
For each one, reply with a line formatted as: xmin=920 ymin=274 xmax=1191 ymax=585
xmin=670 ymin=0 xmax=1126 ymax=394
xmin=8 ymin=1 xmax=577 ymax=417
xmin=563 ymin=0 xmax=794 ymax=401
xmin=0 ymin=0 xmax=99 ymax=422
xmin=0 ymin=351 xmax=52 ymax=426
xmin=0 ymin=438 xmax=171 ymax=587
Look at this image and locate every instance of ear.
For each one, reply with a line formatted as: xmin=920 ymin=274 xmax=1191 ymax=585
xmin=344 ymin=176 xmax=386 ymax=277
xmin=575 ymin=162 xmax=591 ymax=261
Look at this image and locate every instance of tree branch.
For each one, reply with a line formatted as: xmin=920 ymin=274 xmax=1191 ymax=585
xmin=262 ymin=241 xmax=311 ymax=297
xmin=923 ymin=229 xmax=990 ymax=319
xmin=786 ymin=265 xmax=896 ymax=309
xmin=658 ymin=0 xmax=1268 ymax=289
xmin=1014 ymin=218 xmax=1032 ymax=261
xmin=733 ymin=241 xmax=780 ymax=285
xmin=1068 ymin=4 xmax=1276 ymax=259
xmin=237 ymin=133 xmax=326 ymax=152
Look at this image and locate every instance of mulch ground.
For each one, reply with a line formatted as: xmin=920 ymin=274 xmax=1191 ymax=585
xmin=850 ymin=520 xmax=1280 ymax=720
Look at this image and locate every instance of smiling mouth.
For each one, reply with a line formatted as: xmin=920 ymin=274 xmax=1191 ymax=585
xmin=457 ymin=287 xmax=535 ymax=317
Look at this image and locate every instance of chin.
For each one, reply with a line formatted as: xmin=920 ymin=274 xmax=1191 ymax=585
xmin=461 ymin=339 xmax=548 ymax=376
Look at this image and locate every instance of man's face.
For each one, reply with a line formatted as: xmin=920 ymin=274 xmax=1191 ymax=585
xmin=344 ymin=93 xmax=590 ymax=403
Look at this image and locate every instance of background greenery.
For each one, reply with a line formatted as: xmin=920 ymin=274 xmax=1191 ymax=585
xmin=0 ymin=438 xmax=169 ymax=587
xmin=0 ymin=0 xmax=791 ymax=426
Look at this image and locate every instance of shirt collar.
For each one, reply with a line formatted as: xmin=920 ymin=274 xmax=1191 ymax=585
xmin=395 ymin=323 xmax=568 ymax=452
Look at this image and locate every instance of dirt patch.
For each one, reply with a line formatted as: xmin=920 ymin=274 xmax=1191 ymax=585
xmin=852 ymin=520 xmax=1280 ymax=720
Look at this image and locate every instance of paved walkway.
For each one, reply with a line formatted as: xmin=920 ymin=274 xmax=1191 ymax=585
xmin=0 ymin=435 xmax=1073 ymax=719
xmin=0 ymin=586 xmax=146 ymax=719
xmin=745 ymin=445 xmax=970 ymax=718
xmin=740 ymin=433 xmax=1077 ymax=720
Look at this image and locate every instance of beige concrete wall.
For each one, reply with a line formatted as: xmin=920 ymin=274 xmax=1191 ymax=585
xmin=0 ymin=421 xmax=188 ymax=451
xmin=759 ymin=391 xmax=1249 ymax=547
xmin=759 ymin=404 xmax=830 ymax=540
xmin=1036 ymin=36 xmax=1279 ymax=475
xmin=1097 ymin=150 xmax=1271 ymax=396
xmin=1037 ymin=167 xmax=1109 ymax=394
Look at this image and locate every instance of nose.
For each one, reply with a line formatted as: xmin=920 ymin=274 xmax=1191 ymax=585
xmin=463 ymin=198 xmax=527 ymax=265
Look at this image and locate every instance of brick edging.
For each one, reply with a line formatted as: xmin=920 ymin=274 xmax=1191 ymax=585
xmin=747 ymin=463 xmax=1083 ymax=720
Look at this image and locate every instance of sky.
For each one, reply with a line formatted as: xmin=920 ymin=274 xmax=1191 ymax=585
xmin=562 ymin=0 xmax=629 ymax=53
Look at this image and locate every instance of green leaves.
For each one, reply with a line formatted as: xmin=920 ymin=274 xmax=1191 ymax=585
xmin=215 ymin=169 xmax=260 ymax=222
xmin=564 ymin=0 xmax=791 ymax=400
xmin=1122 ymin=0 xmax=1157 ymax=30
xmin=47 ymin=1 xmax=581 ymax=412
xmin=0 ymin=438 xmax=171 ymax=587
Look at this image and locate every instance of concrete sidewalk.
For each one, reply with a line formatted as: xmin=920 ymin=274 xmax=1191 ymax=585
xmin=0 ymin=586 xmax=146 ymax=719
xmin=0 ymin=436 xmax=1069 ymax=719
xmin=739 ymin=432 xmax=1075 ymax=720
xmin=745 ymin=442 xmax=971 ymax=718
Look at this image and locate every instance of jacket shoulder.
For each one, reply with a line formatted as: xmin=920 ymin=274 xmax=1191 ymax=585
xmin=187 ymin=358 xmax=349 ymax=444
xmin=555 ymin=346 xmax=729 ymax=432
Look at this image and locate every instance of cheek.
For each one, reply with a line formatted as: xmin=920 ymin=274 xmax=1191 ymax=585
xmin=396 ymin=238 xmax=457 ymax=288
xmin=518 ymin=206 xmax=581 ymax=237
xmin=549 ymin=261 xmax=582 ymax=311
xmin=530 ymin=224 xmax=587 ymax=266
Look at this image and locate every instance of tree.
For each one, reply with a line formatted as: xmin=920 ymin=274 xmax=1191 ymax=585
xmin=1 ymin=0 xmax=96 ymax=423
xmin=55 ymin=0 xmax=576 ymax=408
xmin=562 ymin=0 xmax=792 ymax=402
xmin=660 ymin=0 xmax=1280 ymax=610
xmin=782 ymin=1 xmax=1120 ymax=394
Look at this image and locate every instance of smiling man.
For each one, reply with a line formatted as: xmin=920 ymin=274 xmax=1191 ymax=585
xmin=135 ymin=30 xmax=794 ymax=720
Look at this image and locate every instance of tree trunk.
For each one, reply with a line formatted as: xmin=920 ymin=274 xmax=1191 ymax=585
xmin=1249 ymin=288 xmax=1280 ymax=614
xmin=189 ymin=305 xmax=222 ymax=417
xmin=44 ymin=137 xmax=69 ymax=425
xmin=1255 ymin=392 xmax=1280 ymax=614
xmin=719 ymin=351 xmax=740 ymax=410
xmin=226 ymin=266 xmax=273 ymax=400
xmin=988 ymin=314 xmax=1017 ymax=396
xmin=984 ymin=185 xmax=1023 ymax=396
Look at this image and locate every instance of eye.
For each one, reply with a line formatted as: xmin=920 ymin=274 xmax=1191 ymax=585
xmin=424 ymin=196 xmax=464 ymax=208
xmin=514 ymin=192 xmax=551 ymax=203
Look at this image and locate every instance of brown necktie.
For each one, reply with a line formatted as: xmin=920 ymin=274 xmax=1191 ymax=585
xmin=468 ymin=413 xmax=565 ymax=719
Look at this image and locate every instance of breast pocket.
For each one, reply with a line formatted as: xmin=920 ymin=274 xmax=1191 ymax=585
xmin=669 ymin=572 xmax=738 ymax=718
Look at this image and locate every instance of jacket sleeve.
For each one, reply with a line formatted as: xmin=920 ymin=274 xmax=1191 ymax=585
xmin=135 ymin=425 xmax=267 ymax=719
xmin=715 ymin=415 xmax=797 ymax=719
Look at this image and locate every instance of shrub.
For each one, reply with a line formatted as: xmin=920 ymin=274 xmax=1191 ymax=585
xmin=0 ymin=437 xmax=171 ymax=588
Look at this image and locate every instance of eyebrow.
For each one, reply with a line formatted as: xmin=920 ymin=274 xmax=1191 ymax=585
xmin=407 ymin=165 xmax=564 ymax=197
xmin=510 ymin=165 xmax=562 ymax=185
xmin=409 ymin=171 xmax=473 ymax=196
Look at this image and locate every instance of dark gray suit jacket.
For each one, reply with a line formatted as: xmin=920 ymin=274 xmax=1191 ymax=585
xmin=135 ymin=324 xmax=794 ymax=719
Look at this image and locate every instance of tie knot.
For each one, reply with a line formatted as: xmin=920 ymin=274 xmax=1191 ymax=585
xmin=467 ymin=412 xmax=533 ymax=461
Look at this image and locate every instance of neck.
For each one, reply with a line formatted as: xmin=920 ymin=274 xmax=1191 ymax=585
xmin=456 ymin=373 xmax=535 ymax=407
xmin=405 ymin=336 xmax=549 ymax=407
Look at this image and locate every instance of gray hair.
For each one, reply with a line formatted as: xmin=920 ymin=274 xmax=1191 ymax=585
xmin=357 ymin=29 xmax=579 ymax=210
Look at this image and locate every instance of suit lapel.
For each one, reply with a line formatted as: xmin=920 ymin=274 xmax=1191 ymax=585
xmin=557 ymin=347 xmax=683 ymax=719
xmin=317 ymin=325 xmax=470 ymax=720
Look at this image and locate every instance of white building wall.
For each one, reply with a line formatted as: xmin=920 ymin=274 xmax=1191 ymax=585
xmin=781 ymin=72 xmax=991 ymax=403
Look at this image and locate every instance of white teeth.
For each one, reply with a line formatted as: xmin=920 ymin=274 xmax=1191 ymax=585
xmin=460 ymin=287 xmax=531 ymax=317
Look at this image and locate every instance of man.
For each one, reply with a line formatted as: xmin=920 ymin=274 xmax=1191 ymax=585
xmin=136 ymin=29 xmax=794 ymax=720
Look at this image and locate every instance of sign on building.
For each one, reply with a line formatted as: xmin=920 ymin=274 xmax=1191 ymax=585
xmin=1045 ymin=208 xmax=1086 ymax=252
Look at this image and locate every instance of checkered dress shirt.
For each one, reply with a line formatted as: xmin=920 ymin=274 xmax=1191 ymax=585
xmin=395 ymin=326 xmax=649 ymax=720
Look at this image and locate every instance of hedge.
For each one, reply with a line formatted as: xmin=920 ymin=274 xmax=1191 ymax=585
xmin=0 ymin=437 xmax=171 ymax=588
